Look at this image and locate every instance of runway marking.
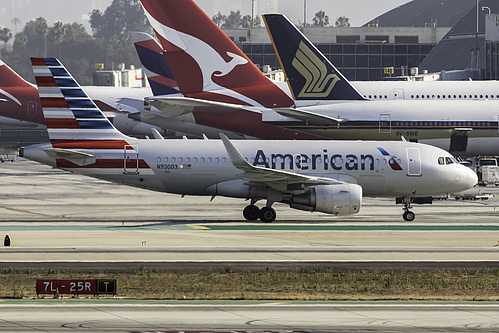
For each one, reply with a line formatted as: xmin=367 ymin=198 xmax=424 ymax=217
xmin=188 ymin=225 xmax=210 ymax=230
xmin=198 ymin=225 xmax=499 ymax=231
xmin=0 ymin=205 xmax=63 ymax=218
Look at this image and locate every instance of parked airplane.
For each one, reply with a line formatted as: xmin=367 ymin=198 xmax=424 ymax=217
xmin=257 ymin=14 xmax=499 ymax=156
xmin=138 ymin=0 xmax=323 ymax=140
xmin=0 ymin=59 xmax=247 ymax=140
xmin=0 ymin=59 xmax=166 ymax=137
xmin=136 ymin=0 xmax=499 ymax=156
xmin=19 ymin=58 xmax=477 ymax=221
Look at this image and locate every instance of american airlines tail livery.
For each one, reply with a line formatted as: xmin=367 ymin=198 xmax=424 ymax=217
xmin=0 ymin=59 xmax=167 ymax=138
xmin=20 ymin=58 xmax=477 ymax=222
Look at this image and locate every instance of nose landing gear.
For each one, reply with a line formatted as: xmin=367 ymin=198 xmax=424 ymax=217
xmin=403 ymin=208 xmax=415 ymax=221
xmin=396 ymin=196 xmax=417 ymax=221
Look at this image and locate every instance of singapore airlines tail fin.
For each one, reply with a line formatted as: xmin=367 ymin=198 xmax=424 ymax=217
xmin=139 ymin=0 xmax=294 ymax=108
xmin=130 ymin=31 xmax=180 ymax=96
xmin=31 ymin=57 xmax=128 ymax=144
xmin=263 ymin=14 xmax=366 ymax=101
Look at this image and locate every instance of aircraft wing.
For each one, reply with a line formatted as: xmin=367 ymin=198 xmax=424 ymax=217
xmin=220 ymin=134 xmax=344 ymax=192
xmin=145 ymin=96 xmax=247 ymax=117
xmin=43 ymin=148 xmax=96 ymax=166
xmin=273 ymin=108 xmax=345 ymax=125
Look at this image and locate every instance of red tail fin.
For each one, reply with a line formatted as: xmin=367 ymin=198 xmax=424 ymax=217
xmin=140 ymin=0 xmax=294 ymax=108
xmin=0 ymin=60 xmax=35 ymax=88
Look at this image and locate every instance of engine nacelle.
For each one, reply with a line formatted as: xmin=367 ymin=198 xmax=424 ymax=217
xmin=291 ymin=184 xmax=362 ymax=215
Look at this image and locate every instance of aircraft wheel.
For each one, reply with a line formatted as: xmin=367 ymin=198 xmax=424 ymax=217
xmin=243 ymin=205 xmax=260 ymax=221
xmin=403 ymin=211 xmax=415 ymax=222
xmin=259 ymin=207 xmax=276 ymax=223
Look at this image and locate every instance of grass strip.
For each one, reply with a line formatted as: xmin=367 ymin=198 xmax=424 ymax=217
xmin=1 ymin=265 xmax=499 ymax=301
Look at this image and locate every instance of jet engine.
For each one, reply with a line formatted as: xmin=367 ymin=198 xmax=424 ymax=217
xmin=290 ymin=184 xmax=362 ymax=215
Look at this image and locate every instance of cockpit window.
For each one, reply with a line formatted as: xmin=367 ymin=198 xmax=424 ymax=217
xmin=439 ymin=157 xmax=458 ymax=165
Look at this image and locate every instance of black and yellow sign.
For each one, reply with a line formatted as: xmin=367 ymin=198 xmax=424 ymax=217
xmin=384 ymin=67 xmax=394 ymax=74
xmin=97 ymin=279 xmax=117 ymax=294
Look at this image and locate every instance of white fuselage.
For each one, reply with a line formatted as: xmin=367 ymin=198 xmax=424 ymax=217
xmin=21 ymin=138 xmax=477 ymax=199
xmin=263 ymin=99 xmax=499 ymax=156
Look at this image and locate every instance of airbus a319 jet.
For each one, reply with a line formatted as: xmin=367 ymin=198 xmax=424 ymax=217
xmin=20 ymin=58 xmax=477 ymax=222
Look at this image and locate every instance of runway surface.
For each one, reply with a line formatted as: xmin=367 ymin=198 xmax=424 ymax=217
xmin=1 ymin=160 xmax=499 ymax=271
xmin=1 ymin=300 xmax=499 ymax=333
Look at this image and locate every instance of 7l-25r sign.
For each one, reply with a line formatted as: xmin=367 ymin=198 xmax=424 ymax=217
xmin=36 ymin=279 xmax=116 ymax=295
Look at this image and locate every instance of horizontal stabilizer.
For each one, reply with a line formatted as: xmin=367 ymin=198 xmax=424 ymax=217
xmin=274 ymin=108 xmax=345 ymax=124
xmin=146 ymin=96 xmax=246 ymax=117
xmin=43 ymin=148 xmax=96 ymax=166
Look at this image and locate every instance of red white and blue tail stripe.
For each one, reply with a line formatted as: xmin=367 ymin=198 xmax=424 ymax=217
xmin=31 ymin=57 xmax=128 ymax=143
xmin=30 ymin=57 xmax=153 ymax=174
xmin=130 ymin=31 xmax=180 ymax=96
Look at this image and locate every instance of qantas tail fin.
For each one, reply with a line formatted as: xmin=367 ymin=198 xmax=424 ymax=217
xmin=139 ymin=0 xmax=293 ymax=108
xmin=31 ymin=57 xmax=128 ymax=144
xmin=130 ymin=31 xmax=180 ymax=96
xmin=263 ymin=14 xmax=366 ymax=101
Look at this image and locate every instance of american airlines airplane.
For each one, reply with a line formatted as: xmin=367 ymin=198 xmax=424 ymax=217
xmin=19 ymin=58 xmax=477 ymax=222
xmin=136 ymin=0 xmax=499 ymax=156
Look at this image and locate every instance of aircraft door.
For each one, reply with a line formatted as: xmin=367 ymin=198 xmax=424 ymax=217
xmin=124 ymin=145 xmax=139 ymax=174
xmin=393 ymin=88 xmax=404 ymax=100
xmin=406 ymin=148 xmax=421 ymax=176
xmin=379 ymin=114 xmax=391 ymax=134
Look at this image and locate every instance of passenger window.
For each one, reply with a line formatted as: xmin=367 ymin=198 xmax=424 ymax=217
xmin=438 ymin=157 xmax=445 ymax=165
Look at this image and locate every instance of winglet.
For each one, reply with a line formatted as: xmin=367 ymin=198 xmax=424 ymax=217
xmin=263 ymin=14 xmax=366 ymax=101
xmin=220 ymin=133 xmax=253 ymax=170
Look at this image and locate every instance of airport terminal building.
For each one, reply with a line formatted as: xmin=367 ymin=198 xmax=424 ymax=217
xmin=225 ymin=26 xmax=450 ymax=81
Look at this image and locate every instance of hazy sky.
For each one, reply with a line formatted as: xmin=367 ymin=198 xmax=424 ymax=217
xmin=0 ymin=0 xmax=412 ymax=34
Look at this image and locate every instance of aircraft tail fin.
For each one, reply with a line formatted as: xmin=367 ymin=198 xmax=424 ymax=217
xmin=263 ymin=14 xmax=366 ymax=101
xmin=31 ymin=57 xmax=128 ymax=144
xmin=139 ymin=0 xmax=294 ymax=108
xmin=0 ymin=60 xmax=36 ymax=88
xmin=130 ymin=31 xmax=180 ymax=96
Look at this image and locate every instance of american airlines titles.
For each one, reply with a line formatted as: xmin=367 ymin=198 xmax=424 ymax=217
xmin=252 ymin=149 xmax=378 ymax=171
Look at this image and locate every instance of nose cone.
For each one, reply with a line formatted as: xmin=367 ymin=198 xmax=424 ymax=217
xmin=465 ymin=167 xmax=478 ymax=189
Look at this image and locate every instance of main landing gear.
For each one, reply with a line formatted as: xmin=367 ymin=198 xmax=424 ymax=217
xmin=242 ymin=203 xmax=276 ymax=223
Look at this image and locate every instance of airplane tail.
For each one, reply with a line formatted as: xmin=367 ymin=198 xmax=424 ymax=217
xmin=0 ymin=60 xmax=36 ymax=88
xmin=130 ymin=31 xmax=180 ymax=96
xmin=31 ymin=57 xmax=128 ymax=145
xmin=139 ymin=0 xmax=294 ymax=108
xmin=263 ymin=14 xmax=366 ymax=101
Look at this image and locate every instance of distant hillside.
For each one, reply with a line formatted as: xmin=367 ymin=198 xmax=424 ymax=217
xmin=364 ymin=0 xmax=473 ymax=27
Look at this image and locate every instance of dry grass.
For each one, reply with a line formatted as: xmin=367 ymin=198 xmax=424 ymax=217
xmin=1 ymin=265 xmax=499 ymax=301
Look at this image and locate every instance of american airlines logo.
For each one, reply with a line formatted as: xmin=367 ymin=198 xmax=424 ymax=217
xmin=292 ymin=41 xmax=340 ymax=98
xmin=252 ymin=148 xmax=403 ymax=172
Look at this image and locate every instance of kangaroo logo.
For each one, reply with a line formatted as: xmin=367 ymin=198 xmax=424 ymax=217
xmin=292 ymin=41 xmax=340 ymax=98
